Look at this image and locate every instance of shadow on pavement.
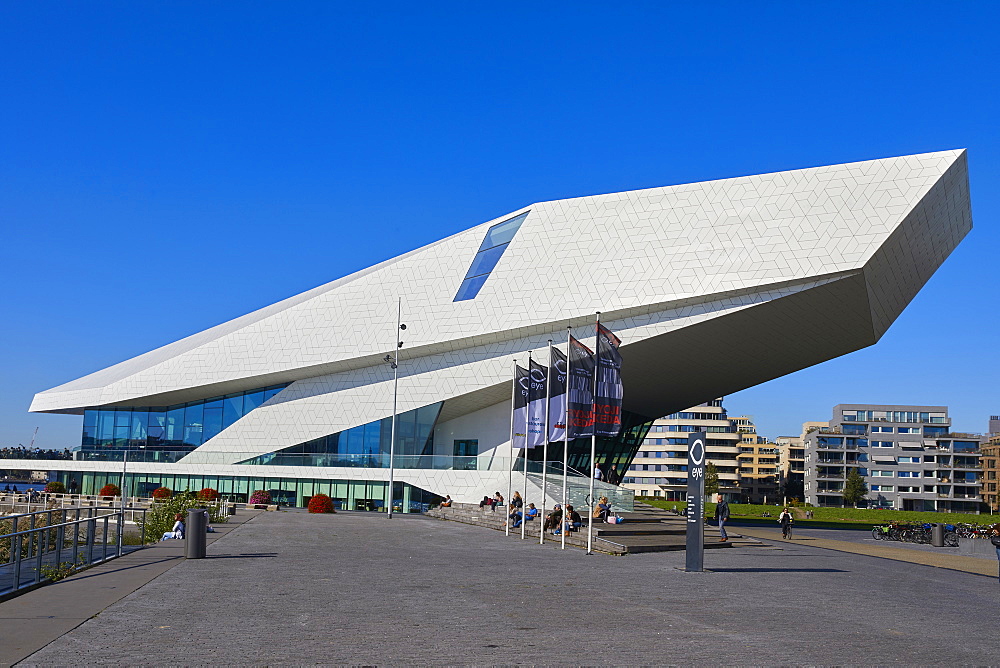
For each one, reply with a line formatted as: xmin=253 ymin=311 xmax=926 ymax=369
xmin=207 ymin=553 xmax=278 ymax=559
xmin=66 ymin=556 xmax=182 ymax=581
xmin=710 ymin=567 xmax=849 ymax=573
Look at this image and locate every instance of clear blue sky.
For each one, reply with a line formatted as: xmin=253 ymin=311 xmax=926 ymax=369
xmin=1 ymin=3 xmax=997 ymax=448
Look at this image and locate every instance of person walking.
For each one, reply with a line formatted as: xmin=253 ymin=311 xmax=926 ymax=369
xmin=778 ymin=507 xmax=794 ymax=540
xmin=990 ymin=524 xmax=1000 ymax=585
xmin=714 ymin=495 xmax=730 ymax=542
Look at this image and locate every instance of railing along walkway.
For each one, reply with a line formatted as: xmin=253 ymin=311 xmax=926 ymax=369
xmin=1 ymin=506 xmax=147 ymax=599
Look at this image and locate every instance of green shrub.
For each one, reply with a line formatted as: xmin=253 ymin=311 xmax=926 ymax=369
xmin=44 ymin=481 xmax=66 ymax=494
xmin=141 ymin=496 xmax=228 ymax=544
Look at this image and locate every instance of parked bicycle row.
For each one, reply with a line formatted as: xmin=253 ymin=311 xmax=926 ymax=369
xmin=870 ymin=521 xmax=997 ymax=547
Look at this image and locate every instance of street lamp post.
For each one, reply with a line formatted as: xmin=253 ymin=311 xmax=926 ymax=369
xmin=385 ymin=298 xmax=406 ymax=519
xmin=118 ymin=447 xmax=129 ymax=554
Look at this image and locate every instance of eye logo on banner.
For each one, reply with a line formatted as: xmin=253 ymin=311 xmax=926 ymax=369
xmin=511 ymin=364 xmax=529 ymax=448
xmin=527 ymin=359 xmax=547 ymax=448
xmin=548 ymin=347 xmax=568 ymax=442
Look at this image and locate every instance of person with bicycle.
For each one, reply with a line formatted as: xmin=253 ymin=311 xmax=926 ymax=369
xmin=778 ymin=507 xmax=794 ymax=540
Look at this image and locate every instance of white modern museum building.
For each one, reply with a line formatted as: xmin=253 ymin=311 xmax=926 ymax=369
xmin=14 ymin=149 xmax=973 ymax=511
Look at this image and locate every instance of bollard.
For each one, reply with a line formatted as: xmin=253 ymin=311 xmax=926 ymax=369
xmin=930 ymin=523 xmax=944 ymax=547
xmin=185 ymin=509 xmax=208 ymax=559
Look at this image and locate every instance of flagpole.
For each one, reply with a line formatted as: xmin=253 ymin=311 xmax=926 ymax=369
xmin=522 ymin=351 xmax=532 ymax=540
xmin=540 ymin=339 xmax=552 ymax=545
xmin=387 ymin=297 xmax=401 ymax=519
xmin=588 ymin=312 xmax=601 ymax=555
xmin=563 ymin=326 xmax=571 ymax=551
xmin=506 ymin=358 xmax=517 ymax=537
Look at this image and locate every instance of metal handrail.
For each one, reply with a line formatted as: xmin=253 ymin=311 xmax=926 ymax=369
xmin=2 ymin=506 xmax=148 ymax=597
xmin=2 ymin=512 xmax=121 ymax=539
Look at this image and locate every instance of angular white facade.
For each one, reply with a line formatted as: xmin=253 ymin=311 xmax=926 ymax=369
xmin=25 ymin=149 xmax=973 ymax=506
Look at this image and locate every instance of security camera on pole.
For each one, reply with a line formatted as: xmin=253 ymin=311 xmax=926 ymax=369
xmin=384 ymin=298 xmax=406 ymax=519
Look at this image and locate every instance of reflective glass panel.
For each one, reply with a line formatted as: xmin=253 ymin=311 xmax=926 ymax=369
xmin=478 ymin=212 xmax=529 ymax=250
xmin=222 ymin=394 xmax=244 ymax=429
xmin=130 ymin=411 xmax=148 ymax=443
xmin=166 ymin=407 xmax=186 ymax=445
xmin=98 ymin=411 xmax=115 ymax=445
xmin=202 ymin=408 xmax=223 ymax=443
xmin=465 ymin=243 xmax=508 ymax=280
xmin=243 ymin=390 xmax=265 ymax=413
xmin=454 ymin=274 xmax=489 ymax=302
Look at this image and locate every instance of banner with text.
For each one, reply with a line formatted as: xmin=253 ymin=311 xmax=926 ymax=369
xmin=594 ymin=323 xmax=623 ymax=437
xmin=548 ymin=347 xmax=567 ymax=442
xmin=511 ymin=364 xmax=529 ymax=449
xmin=566 ymin=336 xmax=595 ymax=439
xmin=527 ymin=359 xmax=548 ymax=448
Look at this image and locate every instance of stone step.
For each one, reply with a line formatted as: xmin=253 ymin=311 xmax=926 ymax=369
xmin=425 ymin=506 xmax=749 ymax=555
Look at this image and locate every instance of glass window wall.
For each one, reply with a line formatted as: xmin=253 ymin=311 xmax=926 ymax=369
xmin=78 ymin=383 xmax=290 ymax=454
xmin=241 ymin=402 xmax=444 ymax=469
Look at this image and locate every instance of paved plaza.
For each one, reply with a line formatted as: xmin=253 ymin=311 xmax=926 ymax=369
xmin=4 ymin=510 xmax=999 ymax=666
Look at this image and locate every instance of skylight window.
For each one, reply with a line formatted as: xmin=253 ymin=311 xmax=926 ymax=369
xmin=454 ymin=211 xmax=529 ymax=301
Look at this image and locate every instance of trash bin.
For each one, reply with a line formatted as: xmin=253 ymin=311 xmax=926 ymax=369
xmin=185 ymin=509 xmax=208 ymax=559
xmin=930 ymin=523 xmax=944 ymax=548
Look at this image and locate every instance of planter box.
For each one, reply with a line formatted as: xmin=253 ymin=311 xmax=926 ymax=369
xmin=958 ymin=537 xmax=997 ymax=557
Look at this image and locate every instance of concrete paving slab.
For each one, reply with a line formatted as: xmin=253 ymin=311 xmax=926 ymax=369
xmin=0 ymin=510 xmax=259 ymax=668
xmin=14 ymin=510 xmax=1000 ymax=666
xmin=734 ymin=524 xmax=1000 ymax=577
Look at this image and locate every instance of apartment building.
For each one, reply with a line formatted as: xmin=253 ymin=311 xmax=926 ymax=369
xmin=734 ymin=418 xmax=780 ymax=503
xmin=775 ymin=436 xmax=804 ymax=501
xmin=803 ymin=404 xmax=983 ymax=512
xmin=982 ymin=433 xmax=999 ymax=512
xmin=622 ymin=399 xmax=740 ymax=502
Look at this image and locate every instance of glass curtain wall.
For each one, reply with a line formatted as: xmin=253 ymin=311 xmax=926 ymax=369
xmin=58 ymin=471 xmax=442 ymax=512
xmin=240 ymin=402 xmax=443 ymax=468
xmin=525 ymin=409 xmax=654 ymax=485
xmin=79 ymin=384 xmax=289 ymax=459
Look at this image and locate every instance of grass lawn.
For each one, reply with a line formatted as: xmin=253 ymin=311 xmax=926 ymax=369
xmin=638 ymin=497 xmax=996 ymax=528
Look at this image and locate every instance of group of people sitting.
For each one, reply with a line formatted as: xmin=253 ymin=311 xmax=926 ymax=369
xmin=471 ymin=490 xmax=615 ymax=535
xmin=542 ymin=504 xmax=583 ymax=535
xmin=478 ymin=491 xmax=505 ymax=511
xmin=500 ymin=491 xmax=536 ymax=528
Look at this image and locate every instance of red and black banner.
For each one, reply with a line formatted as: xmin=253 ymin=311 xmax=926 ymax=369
xmin=594 ymin=323 xmax=623 ymax=437
xmin=566 ymin=336 xmax=595 ymax=439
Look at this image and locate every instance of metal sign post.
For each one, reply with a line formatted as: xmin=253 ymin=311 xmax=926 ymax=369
xmin=685 ymin=431 xmax=707 ymax=572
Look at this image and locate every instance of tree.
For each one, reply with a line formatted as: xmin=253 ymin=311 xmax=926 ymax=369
xmin=704 ymin=462 xmax=719 ymax=496
xmin=842 ymin=468 xmax=868 ymax=507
